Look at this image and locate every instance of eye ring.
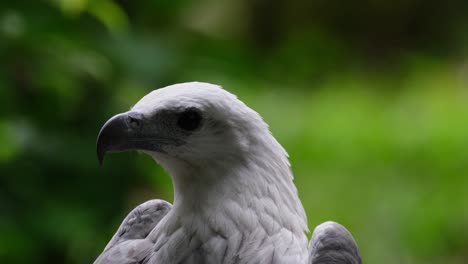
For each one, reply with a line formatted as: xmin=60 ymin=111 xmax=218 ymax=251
xmin=177 ymin=109 xmax=202 ymax=131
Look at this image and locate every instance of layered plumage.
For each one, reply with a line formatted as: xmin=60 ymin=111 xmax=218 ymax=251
xmin=95 ymin=82 xmax=361 ymax=264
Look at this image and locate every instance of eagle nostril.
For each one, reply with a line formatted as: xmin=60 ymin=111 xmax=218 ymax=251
xmin=128 ymin=116 xmax=141 ymax=129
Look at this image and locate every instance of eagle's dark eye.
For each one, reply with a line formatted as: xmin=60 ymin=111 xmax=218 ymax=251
xmin=177 ymin=109 xmax=202 ymax=131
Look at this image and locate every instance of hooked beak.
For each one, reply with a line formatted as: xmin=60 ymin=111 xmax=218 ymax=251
xmin=97 ymin=111 xmax=185 ymax=165
xmin=96 ymin=112 xmax=142 ymax=166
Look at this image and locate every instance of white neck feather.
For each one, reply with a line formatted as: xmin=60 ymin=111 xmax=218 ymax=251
xmin=152 ymin=128 xmax=308 ymax=241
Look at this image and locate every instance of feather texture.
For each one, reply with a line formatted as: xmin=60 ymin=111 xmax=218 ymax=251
xmin=95 ymin=82 xmax=361 ymax=264
xmin=309 ymin=221 xmax=362 ymax=264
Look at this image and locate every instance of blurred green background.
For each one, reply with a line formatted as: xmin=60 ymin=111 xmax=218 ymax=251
xmin=1 ymin=0 xmax=468 ymax=263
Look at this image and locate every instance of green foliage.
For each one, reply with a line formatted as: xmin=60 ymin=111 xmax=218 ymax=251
xmin=1 ymin=1 xmax=467 ymax=263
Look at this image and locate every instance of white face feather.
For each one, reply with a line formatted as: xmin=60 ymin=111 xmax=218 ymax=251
xmin=131 ymin=82 xmax=271 ymax=170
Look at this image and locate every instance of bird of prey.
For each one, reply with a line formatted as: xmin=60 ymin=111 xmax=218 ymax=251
xmin=95 ymin=82 xmax=361 ymax=264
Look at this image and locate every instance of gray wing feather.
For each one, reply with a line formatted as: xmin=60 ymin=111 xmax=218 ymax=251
xmin=309 ymin=221 xmax=362 ymax=264
xmin=94 ymin=199 xmax=172 ymax=264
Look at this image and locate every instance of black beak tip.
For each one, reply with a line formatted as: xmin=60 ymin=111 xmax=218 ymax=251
xmin=97 ymin=147 xmax=105 ymax=166
xmin=96 ymin=135 xmax=106 ymax=166
xmin=96 ymin=120 xmax=110 ymax=166
xmin=96 ymin=112 xmax=130 ymax=166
